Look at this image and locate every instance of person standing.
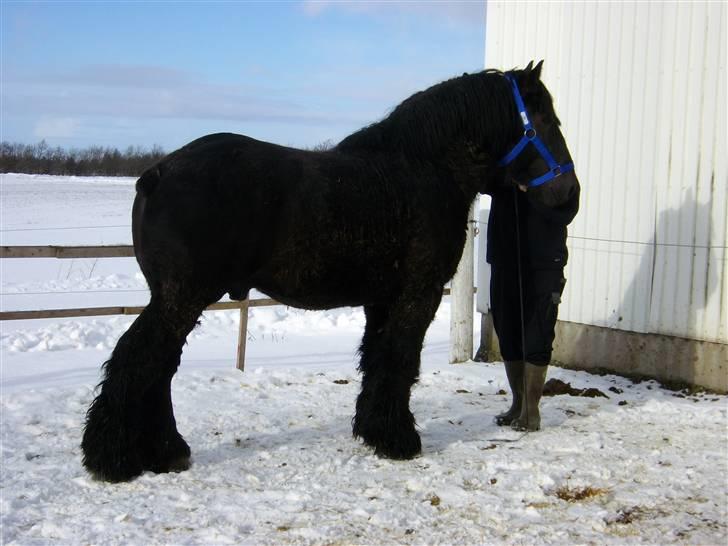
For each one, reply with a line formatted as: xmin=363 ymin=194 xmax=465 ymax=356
xmin=487 ymin=182 xmax=579 ymax=430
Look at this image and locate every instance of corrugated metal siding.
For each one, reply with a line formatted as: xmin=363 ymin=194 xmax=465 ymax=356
xmin=484 ymin=1 xmax=727 ymax=343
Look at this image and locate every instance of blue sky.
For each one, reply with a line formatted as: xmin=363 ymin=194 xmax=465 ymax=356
xmin=2 ymin=1 xmax=486 ymax=152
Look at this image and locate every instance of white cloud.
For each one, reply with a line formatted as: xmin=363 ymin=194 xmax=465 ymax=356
xmin=301 ymin=0 xmax=330 ymax=16
xmin=300 ymin=0 xmax=485 ymax=25
xmin=5 ymin=61 xmax=379 ymax=130
xmin=33 ymin=117 xmax=80 ymax=139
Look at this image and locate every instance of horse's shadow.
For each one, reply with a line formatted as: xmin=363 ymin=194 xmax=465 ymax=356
xmin=185 ymin=354 xmax=641 ymax=472
xmin=186 ymin=395 xmax=581 ymax=470
xmin=188 ymin=418 xmax=359 ymax=469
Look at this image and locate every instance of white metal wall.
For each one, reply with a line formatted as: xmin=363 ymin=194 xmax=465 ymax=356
xmin=484 ymin=0 xmax=727 ymax=344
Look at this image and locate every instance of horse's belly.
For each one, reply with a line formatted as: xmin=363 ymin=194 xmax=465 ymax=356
xmin=252 ymin=260 xmax=397 ymax=310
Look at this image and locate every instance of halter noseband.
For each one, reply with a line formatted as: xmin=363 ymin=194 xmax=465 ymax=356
xmin=497 ymin=74 xmax=574 ymax=187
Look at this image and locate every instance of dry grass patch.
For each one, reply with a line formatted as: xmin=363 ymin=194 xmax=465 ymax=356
xmin=553 ymin=484 xmax=609 ymax=502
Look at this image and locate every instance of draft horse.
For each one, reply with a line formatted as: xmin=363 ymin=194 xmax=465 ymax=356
xmin=82 ymin=61 xmax=579 ymax=482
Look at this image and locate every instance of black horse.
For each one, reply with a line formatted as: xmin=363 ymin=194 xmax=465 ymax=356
xmin=82 ymin=61 xmax=579 ymax=482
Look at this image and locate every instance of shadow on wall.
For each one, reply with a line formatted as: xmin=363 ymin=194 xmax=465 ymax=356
xmin=562 ymin=190 xmax=725 ymax=391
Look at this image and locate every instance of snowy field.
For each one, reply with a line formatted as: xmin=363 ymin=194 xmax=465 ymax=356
xmin=1 ymin=173 xmax=726 ymax=545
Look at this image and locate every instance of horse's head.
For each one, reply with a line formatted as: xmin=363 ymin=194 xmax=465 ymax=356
xmin=496 ymin=61 xmax=580 ymax=208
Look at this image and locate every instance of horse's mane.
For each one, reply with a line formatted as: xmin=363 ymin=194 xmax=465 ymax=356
xmin=336 ymin=69 xmax=517 ymax=159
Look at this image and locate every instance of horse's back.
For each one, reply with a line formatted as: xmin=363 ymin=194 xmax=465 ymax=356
xmin=132 ymin=134 xmax=301 ymax=284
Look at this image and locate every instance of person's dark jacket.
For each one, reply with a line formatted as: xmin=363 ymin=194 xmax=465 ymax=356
xmin=486 ymin=184 xmax=580 ymax=270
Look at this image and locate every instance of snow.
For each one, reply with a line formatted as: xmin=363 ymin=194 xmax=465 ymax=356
xmin=1 ymin=173 xmax=727 ymax=545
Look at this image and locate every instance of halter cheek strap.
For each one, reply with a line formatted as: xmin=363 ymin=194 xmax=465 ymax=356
xmin=497 ymin=74 xmax=574 ymax=188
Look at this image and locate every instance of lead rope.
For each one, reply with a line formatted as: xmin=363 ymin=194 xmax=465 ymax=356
xmin=513 ymin=185 xmax=530 ymax=433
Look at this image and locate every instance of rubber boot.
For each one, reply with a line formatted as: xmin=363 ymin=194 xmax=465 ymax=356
xmin=494 ymin=361 xmax=524 ymax=426
xmin=511 ymin=363 xmax=548 ymax=431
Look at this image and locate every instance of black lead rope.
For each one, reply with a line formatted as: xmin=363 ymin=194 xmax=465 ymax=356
xmin=513 ymin=185 xmax=530 ymax=432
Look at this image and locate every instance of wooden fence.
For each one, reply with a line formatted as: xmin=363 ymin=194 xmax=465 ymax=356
xmin=1 ymin=245 xmax=466 ymax=371
xmin=0 ymin=245 xmax=278 ymax=370
xmin=1 ymin=245 xmax=466 ymax=370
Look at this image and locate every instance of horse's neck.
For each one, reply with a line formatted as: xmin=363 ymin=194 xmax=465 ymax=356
xmin=340 ymin=72 xmax=512 ymax=167
xmin=339 ymin=98 xmax=489 ymax=161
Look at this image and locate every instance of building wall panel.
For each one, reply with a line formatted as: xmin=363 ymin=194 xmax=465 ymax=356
xmin=484 ymin=1 xmax=727 ymax=343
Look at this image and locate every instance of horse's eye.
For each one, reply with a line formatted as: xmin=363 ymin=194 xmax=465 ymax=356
xmin=541 ymin=111 xmax=561 ymax=128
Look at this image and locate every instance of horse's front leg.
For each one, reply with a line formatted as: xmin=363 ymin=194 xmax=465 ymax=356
xmin=353 ymin=287 xmax=443 ymax=459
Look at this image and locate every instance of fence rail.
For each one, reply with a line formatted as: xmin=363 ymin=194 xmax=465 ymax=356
xmin=1 ymin=245 xmax=135 ymax=259
xmin=0 ymin=244 xmax=276 ymax=370
xmin=0 ymin=298 xmax=277 ymax=321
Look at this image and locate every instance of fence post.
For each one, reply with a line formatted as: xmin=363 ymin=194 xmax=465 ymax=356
xmin=474 ymin=204 xmax=494 ymax=362
xmin=236 ymin=300 xmax=250 ymax=371
xmin=450 ymin=201 xmax=476 ymax=363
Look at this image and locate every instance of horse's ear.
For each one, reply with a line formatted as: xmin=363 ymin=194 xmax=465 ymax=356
xmin=521 ymin=60 xmax=544 ymax=91
xmin=532 ymin=60 xmax=544 ymax=80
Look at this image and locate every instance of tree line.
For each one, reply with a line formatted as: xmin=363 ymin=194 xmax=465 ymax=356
xmin=0 ymin=141 xmax=167 ymax=177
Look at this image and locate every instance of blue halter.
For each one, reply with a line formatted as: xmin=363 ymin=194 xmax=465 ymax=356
xmin=497 ymin=74 xmax=574 ymax=187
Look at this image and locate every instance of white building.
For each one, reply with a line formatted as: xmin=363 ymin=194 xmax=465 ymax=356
xmin=477 ymin=1 xmax=727 ymax=391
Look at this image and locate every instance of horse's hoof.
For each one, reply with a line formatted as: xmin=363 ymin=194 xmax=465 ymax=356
xmin=145 ymin=454 xmax=191 ymax=474
xmin=85 ymin=458 xmax=144 ymax=483
xmin=82 ymin=438 xmax=144 ymax=483
xmin=166 ymin=455 xmax=192 ymax=473
xmin=353 ymin=404 xmax=422 ymax=459
xmin=142 ymin=433 xmax=192 ymax=475
xmin=354 ymin=420 xmax=422 ymax=459
xmin=372 ymin=431 xmax=422 ymax=460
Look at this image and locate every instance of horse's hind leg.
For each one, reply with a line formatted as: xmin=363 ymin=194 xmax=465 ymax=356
xmin=353 ymin=287 xmax=443 ymax=459
xmin=136 ymin=353 xmax=191 ymax=474
xmin=82 ymin=283 xmax=217 ymax=482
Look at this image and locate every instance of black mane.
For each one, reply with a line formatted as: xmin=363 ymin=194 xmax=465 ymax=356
xmin=337 ymin=69 xmax=517 ymax=160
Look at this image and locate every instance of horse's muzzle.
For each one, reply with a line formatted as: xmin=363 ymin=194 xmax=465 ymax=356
xmin=529 ymin=170 xmax=579 ymax=209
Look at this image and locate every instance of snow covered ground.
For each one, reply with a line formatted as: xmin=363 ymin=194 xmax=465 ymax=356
xmin=1 ymin=173 xmax=726 ymax=545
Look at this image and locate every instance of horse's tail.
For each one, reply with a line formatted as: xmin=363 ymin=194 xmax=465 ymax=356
xmin=136 ymin=165 xmax=162 ymax=197
xmin=132 ymin=166 xmax=162 ymax=273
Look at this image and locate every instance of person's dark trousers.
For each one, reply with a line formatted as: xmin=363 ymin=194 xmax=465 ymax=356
xmin=490 ymin=265 xmax=565 ymax=430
